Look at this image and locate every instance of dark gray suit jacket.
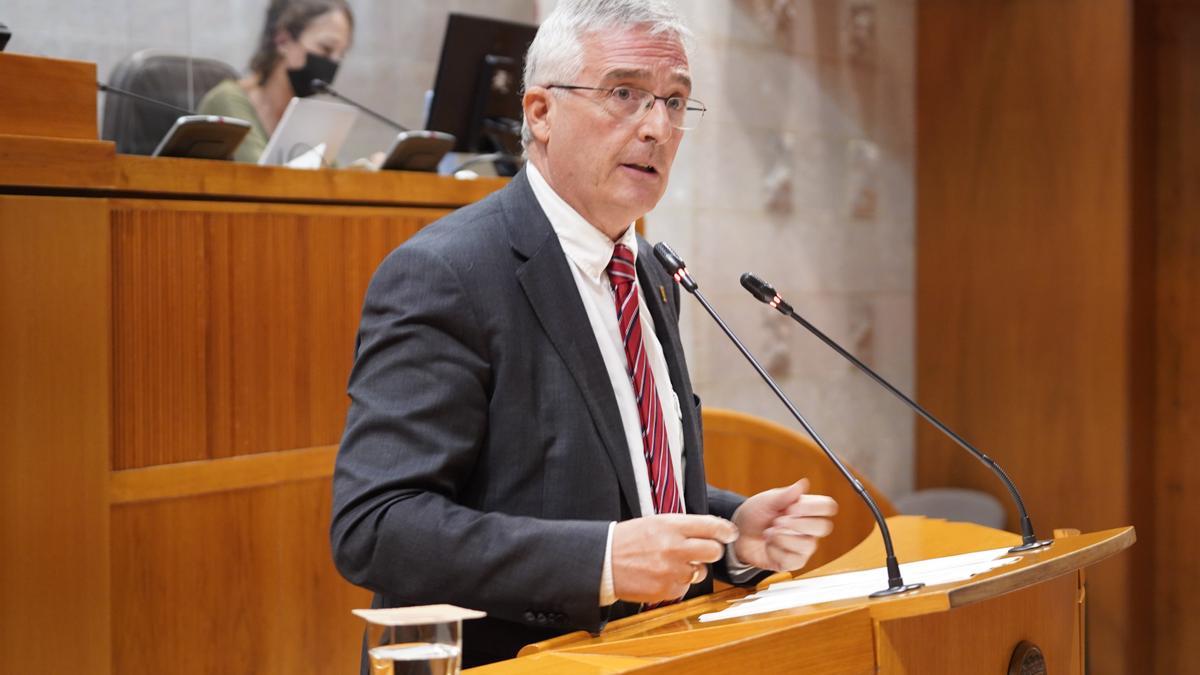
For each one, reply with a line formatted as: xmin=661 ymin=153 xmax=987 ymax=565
xmin=330 ymin=169 xmax=745 ymax=667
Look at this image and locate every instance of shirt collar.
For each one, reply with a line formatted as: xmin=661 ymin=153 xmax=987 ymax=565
xmin=526 ymin=161 xmax=639 ymax=283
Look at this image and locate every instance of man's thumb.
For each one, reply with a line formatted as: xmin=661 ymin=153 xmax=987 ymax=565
xmin=767 ymin=478 xmax=809 ymax=509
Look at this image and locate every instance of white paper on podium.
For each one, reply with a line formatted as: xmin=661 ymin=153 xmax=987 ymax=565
xmin=698 ymin=547 xmax=1021 ymax=623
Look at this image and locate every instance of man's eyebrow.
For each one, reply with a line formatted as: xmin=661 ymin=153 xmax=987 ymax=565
xmin=601 ymin=68 xmax=692 ymax=90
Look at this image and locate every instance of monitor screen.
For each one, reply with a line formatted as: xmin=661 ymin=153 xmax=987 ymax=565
xmin=425 ymin=13 xmax=538 ymax=157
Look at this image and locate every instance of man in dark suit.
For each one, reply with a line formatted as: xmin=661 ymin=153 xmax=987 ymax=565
xmin=330 ymin=0 xmax=837 ymax=667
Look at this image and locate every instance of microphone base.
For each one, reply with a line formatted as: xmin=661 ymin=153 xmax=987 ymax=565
xmin=1008 ymin=538 xmax=1054 ymax=554
xmin=869 ymin=582 xmax=924 ymax=598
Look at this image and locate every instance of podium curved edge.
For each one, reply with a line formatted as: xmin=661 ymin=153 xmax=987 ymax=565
xmin=947 ymin=525 xmax=1135 ymax=608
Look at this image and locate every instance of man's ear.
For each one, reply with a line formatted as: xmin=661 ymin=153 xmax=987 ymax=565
xmin=523 ymin=87 xmax=553 ymax=144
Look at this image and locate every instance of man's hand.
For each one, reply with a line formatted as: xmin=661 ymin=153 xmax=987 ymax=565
xmin=731 ymin=479 xmax=837 ymax=572
xmin=611 ymin=514 xmax=739 ymax=604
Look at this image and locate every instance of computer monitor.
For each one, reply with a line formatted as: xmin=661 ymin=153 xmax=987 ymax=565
xmin=425 ymin=13 xmax=538 ymax=165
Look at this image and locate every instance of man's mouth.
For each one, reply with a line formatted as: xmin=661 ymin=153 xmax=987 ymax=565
xmin=621 ymin=162 xmax=658 ymax=174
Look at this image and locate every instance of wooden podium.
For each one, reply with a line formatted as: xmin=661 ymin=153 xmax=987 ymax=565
xmin=468 ymin=517 xmax=1134 ymax=674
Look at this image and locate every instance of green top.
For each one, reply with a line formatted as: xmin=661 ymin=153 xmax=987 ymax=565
xmin=196 ymin=79 xmax=269 ymax=163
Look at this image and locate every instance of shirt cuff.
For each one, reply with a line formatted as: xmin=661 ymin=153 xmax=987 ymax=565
xmin=599 ymin=521 xmax=617 ymax=606
xmin=724 ymin=542 xmax=762 ymax=584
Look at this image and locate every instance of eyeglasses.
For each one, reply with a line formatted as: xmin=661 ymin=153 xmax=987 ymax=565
xmin=545 ymin=84 xmax=707 ymax=131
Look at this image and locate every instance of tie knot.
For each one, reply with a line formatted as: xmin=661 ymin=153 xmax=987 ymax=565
xmin=608 ymin=244 xmax=636 ymax=282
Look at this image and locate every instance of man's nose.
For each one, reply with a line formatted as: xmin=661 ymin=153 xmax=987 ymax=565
xmin=637 ymin=98 xmax=675 ymax=144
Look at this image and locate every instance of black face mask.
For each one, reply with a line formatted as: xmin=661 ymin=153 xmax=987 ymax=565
xmin=286 ymin=51 xmax=339 ymax=98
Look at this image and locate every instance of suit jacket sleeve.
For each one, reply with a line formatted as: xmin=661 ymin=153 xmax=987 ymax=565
xmin=706 ymin=485 xmax=743 ymax=522
xmin=330 ymin=243 xmax=610 ymax=631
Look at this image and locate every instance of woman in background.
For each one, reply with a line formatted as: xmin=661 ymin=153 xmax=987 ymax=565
xmin=198 ymin=0 xmax=353 ymax=162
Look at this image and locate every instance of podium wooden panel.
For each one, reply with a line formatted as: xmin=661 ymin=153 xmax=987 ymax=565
xmin=0 ymin=53 xmax=507 ymax=675
xmin=468 ymin=517 xmax=1132 ymax=674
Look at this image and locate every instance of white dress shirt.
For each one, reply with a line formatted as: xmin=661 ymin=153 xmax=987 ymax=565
xmin=527 ymin=163 xmax=687 ymax=605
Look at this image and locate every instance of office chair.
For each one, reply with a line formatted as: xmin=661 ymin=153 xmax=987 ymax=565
xmin=100 ymin=49 xmax=238 ymax=155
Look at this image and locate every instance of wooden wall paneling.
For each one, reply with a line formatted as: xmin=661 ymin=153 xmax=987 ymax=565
xmin=0 ymin=53 xmax=98 ymax=140
xmin=274 ymin=478 xmax=374 ymax=674
xmin=111 ymin=478 xmax=371 ymax=675
xmin=0 ymin=196 xmax=112 ymax=675
xmin=0 ymin=134 xmax=116 ymax=189
xmin=915 ymin=2 xmax=1134 ymax=673
xmin=112 ymin=487 xmax=278 ymax=674
xmin=1128 ymin=3 xmax=1161 ymax=673
xmin=109 ymin=446 xmax=338 ymax=504
xmin=111 ymin=206 xmax=209 ymax=468
xmin=110 ymin=201 xmax=444 ymax=469
xmin=0 ymin=105 xmax=507 ymax=675
xmin=1143 ymin=2 xmax=1200 ymax=672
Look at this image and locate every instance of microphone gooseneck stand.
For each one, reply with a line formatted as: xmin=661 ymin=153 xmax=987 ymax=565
xmin=311 ymin=78 xmax=409 ymax=131
xmin=739 ymin=272 xmax=1052 ymax=554
xmin=653 ymin=242 xmax=923 ymax=598
xmin=98 ymin=82 xmax=194 ymax=115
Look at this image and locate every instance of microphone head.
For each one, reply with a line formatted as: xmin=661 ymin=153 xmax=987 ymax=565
xmin=740 ymin=273 xmax=776 ymax=304
xmin=740 ymin=272 xmax=792 ymax=313
xmin=653 ymin=242 xmax=684 ymax=275
xmin=653 ymin=242 xmax=698 ymax=292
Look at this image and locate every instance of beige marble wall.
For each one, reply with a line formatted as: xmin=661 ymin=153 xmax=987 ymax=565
xmin=649 ymin=0 xmax=916 ymax=499
xmin=5 ymin=0 xmax=914 ymax=497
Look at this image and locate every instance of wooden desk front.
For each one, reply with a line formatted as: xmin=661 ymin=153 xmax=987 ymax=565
xmin=0 ymin=133 xmax=506 ymax=675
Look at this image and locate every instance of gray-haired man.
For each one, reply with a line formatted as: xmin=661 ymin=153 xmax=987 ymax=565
xmin=331 ymin=0 xmax=837 ymax=666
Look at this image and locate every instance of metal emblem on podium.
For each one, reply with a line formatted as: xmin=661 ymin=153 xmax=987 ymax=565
xmin=1008 ymin=640 xmax=1047 ymax=675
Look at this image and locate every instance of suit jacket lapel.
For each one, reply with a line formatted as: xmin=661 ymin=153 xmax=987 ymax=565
xmin=503 ymin=171 xmax=642 ymax=518
xmin=635 ymin=238 xmax=707 ymax=516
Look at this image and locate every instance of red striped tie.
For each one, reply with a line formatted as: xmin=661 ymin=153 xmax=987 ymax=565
xmin=606 ymin=244 xmax=684 ymax=517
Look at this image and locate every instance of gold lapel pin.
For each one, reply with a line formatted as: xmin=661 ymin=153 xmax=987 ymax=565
xmin=659 ymin=286 xmax=668 ymax=303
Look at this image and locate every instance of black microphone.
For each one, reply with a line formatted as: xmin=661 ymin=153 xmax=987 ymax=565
xmin=98 ymin=81 xmax=194 ymax=116
xmin=311 ymin=78 xmax=408 ymax=131
xmin=740 ymin=273 xmax=1052 ymax=554
xmin=654 ymin=242 xmax=923 ymax=598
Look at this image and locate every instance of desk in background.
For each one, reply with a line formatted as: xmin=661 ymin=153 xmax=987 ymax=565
xmin=0 ymin=52 xmax=505 ymax=675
